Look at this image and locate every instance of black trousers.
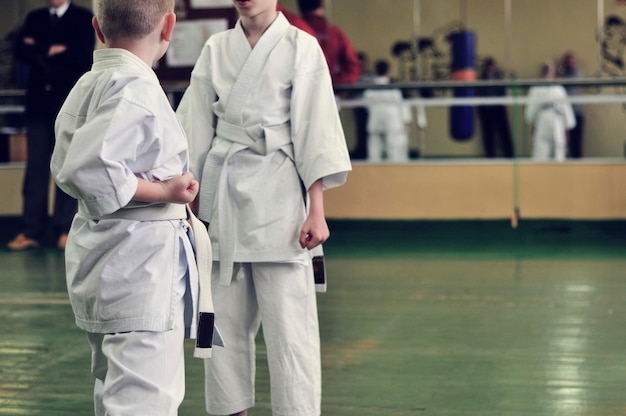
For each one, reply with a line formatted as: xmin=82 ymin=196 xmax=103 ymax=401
xmin=22 ymin=116 xmax=76 ymax=240
xmin=568 ymin=114 xmax=585 ymax=158
xmin=477 ymin=105 xmax=514 ymax=158
xmin=351 ymin=107 xmax=369 ymax=160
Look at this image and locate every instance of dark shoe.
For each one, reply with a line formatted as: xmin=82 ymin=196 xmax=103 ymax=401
xmin=7 ymin=233 xmax=40 ymax=251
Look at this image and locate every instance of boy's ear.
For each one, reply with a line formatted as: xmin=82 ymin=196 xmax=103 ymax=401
xmin=92 ymin=16 xmax=106 ymax=44
xmin=161 ymin=12 xmax=176 ymax=42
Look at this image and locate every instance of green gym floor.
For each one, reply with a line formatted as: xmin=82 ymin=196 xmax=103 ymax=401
xmin=1 ymin=218 xmax=625 ymax=416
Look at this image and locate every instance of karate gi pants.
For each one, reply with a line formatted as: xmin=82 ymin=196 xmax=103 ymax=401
xmin=532 ymin=112 xmax=567 ymax=162
xmin=86 ymin=254 xmax=189 ymax=416
xmin=367 ymin=130 xmax=409 ymax=163
xmin=205 ymin=262 xmax=321 ymax=416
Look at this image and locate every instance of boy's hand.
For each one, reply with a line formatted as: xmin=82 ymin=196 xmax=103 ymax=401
xmin=160 ymin=172 xmax=199 ymax=204
xmin=299 ymin=213 xmax=329 ymax=250
xmin=300 ymin=179 xmax=328 ymax=250
xmin=48 ymin=44 xmax=67 ymax=56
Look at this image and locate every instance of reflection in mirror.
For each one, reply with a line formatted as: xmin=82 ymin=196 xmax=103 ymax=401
xmin=1 ymin=0 xmax=626 ymax=163
xmin=288 ymin=0 xmax=626 ymax=161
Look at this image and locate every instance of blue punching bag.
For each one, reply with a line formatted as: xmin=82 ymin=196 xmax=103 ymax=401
xmin=449 ymin=31 xmax=476 ymax=141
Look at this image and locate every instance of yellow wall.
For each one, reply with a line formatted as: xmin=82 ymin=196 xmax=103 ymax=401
xmin=0 ymin=165 xmax=54 ymax=216
xmin=324 ymin=161 xmax=626 ymax=220
xmin=2 ymin=162 xmax=624 ymax=219
xmin=0 ymin=166 xmax=25 ymax=215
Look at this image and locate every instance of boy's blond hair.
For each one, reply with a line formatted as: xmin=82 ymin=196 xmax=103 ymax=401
xmin=95 ymin=0 xmax=174 ymax=41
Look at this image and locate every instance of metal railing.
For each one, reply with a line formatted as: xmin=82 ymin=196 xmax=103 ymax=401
xmin=3 ymin=76 xmax=626 ymax=159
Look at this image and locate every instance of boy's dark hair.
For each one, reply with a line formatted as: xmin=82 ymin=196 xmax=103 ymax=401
xmin=391 ymin=41 xmax=412 ymax=57
xmin=539 ymin=61 xmax=553 ymax=78
xmin=374 ymin=60 xmax=389 ymax=77
xmin=482 ymin=57 xmax=496 ymax=69
xmin=606 ymin=14 xmax=625 ymax=28
xmin=297 ymin=0 xmax=323 ymax=14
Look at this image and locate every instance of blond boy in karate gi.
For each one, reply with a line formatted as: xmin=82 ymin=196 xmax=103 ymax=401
xmin=525 ymin=62 xmax=576 ymax=162
xmin=176 ymin=0 xmax=352 ymax=415
xmin=364 ymin=59 xmax=412 ymax=162
xmin=51 ymin=0 xmax=217 ymax=414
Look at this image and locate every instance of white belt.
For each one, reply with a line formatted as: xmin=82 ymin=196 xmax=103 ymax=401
xmin=79 ymin=202 xmax=222 ymax=357
xmin=186 ymin=206 xmax=223 ymax=358
xmin=78 ymin=203 xmax=187 ymax=221
xmin=201 ymin=119 xmax=292 ymax=287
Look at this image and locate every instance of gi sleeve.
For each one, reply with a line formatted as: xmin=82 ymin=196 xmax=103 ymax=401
xmin=177 ymin=44 xmax=217 ymax=183
xmin=398 ymin=90 xmax=412 ymax=124
xmin=525 ymin=87 xmax=539 ymax=125
xmin=290 ymin=37 xmax=351 ymax=192
xmin=52 ymin=96 xmax=163 ymax=217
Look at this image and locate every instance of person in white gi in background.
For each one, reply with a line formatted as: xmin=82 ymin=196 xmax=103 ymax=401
xmin=51 ymin=1 xmax=212 ymax=414
xmin=176 ymin=0 xmax=352 ymax=414
xmin=525 ymin=61 xmax=576 ymax=162
xmin=364 ymin=59 xmax=412 ymax=162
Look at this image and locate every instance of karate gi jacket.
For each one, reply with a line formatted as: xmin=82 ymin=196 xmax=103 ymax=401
xmin=51 ymin=49 xmax=199 ymax=336
xmin=177 ymin=13 xmax=352 ymax=285
xmin=525 ymin=84 xmax=576 ymax=161
xmin=364 ymin=76 xmax=412 ymax=134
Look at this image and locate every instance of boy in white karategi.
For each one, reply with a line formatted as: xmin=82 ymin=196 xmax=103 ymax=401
xmin=51 ymin=0 xmax=217 ymax=414
xmin=525 ymin=62 xmax=576 ymax=162
xmin=176 ymin=0 xmax=352 ymax=415
xmin=364 ymin=59 xmax=412 ymax=162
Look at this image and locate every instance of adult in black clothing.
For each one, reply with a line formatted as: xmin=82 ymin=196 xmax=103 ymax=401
xmin=476 ymin=57 xmax=514 ymax=158
xmin=351 ymin=51 xmax=376 ymax=160
xmin=7 ymin=0 xmax=95 ymax=251
xmin=558 ymin=51 xmax=585 ymax=158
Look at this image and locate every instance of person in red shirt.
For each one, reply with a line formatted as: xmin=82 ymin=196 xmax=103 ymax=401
xmin=277 ymin=2 xmax=315 ymax=36
xmin=296 ymin=0 xmax=360 ymax=85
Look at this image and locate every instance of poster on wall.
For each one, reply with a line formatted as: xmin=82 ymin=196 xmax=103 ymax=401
xmin=166 ymin=19 xmax=229 ymax=67
xmin=155 ymin=0 xmax=237 ymax=82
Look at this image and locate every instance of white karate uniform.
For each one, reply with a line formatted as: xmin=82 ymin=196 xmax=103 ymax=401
xmin=364 ymin=76 xmax=412 ymax=162
xmin=177 ymin=12 xmax=351 ymax=416
xmin=52 ymin=48 xmax=198 ymax=415
xmin=525 ymin=85 xmax=576 ymax=161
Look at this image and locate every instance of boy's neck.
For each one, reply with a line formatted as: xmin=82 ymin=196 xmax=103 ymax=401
xmin=241 ymin=10 xmax=278 ymax=48
xmin=107 ymin=39 xmax=158 ymax=67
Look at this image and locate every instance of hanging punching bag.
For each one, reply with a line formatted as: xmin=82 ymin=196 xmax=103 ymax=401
xmin=449 ymin=31 xmax=476 ymax=141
